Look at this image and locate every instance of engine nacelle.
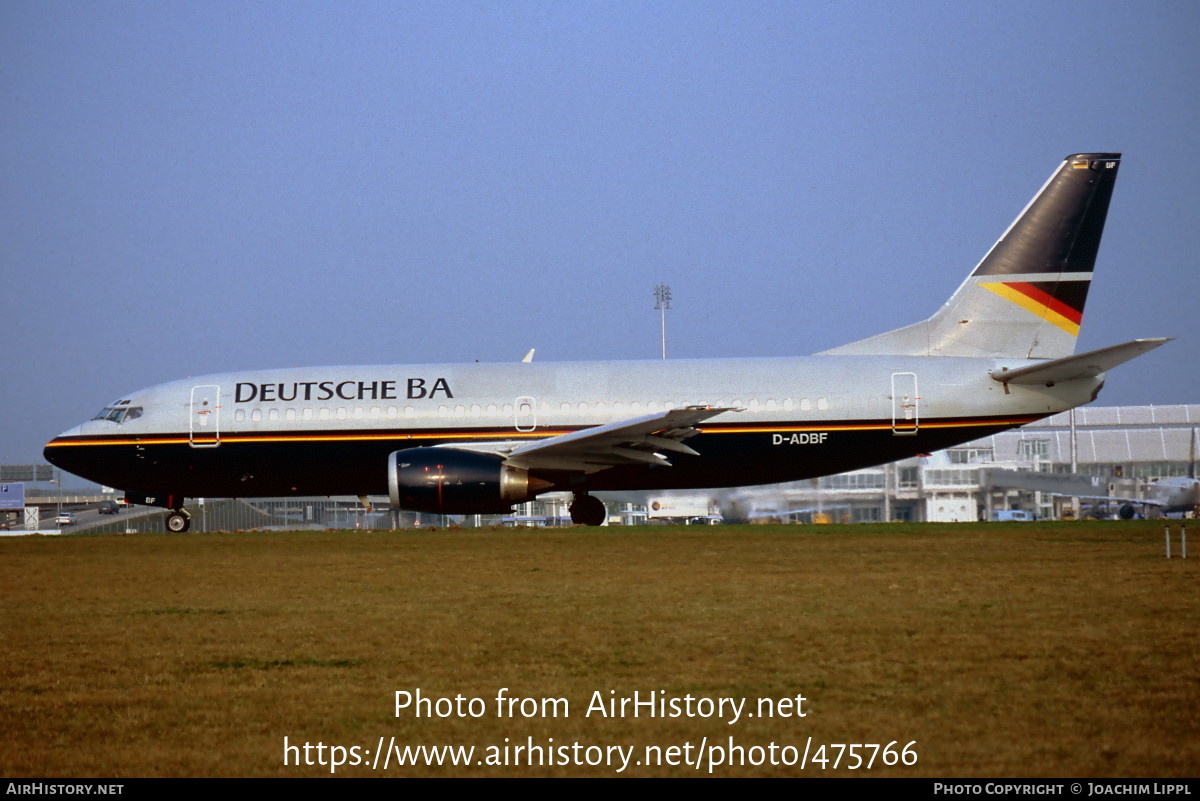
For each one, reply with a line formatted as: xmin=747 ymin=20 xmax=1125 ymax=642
xmin=388 ymin=448 xmax=542 ymax=514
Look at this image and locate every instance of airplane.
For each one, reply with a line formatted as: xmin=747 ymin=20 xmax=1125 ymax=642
xmin=1118 ymin=428 xmax=1200 ymax=518
xmin=45 ymin=152 xmax=1171 ymax=532
xmin=1145 ymin=427 xmax=1200 ymax=516
xmin=1057 ymin=428 xmax=1200 ymax=519
xmin=1136 ymin=478 xmax=1200 ymax=517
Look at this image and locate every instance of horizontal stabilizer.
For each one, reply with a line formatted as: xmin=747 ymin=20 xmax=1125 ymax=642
xmin=988 ymin=338 xmax=1171 ymax=386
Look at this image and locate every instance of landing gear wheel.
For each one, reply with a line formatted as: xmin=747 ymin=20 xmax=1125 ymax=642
xmin=166 ymin=511 xmax=191 ymax=533
xmin=569 ymin=494 xmax=606 ymax=526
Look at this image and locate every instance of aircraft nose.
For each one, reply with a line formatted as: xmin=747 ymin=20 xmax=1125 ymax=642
xmin=44 ymin=425 xmax=82 ymax=470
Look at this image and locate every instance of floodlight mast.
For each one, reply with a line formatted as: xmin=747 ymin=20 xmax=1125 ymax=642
xmin=653 ymin=283 xmax=671 ymax=359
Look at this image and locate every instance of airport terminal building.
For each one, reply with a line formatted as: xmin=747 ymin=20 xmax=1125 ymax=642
xmin=667 ymin=404 xmax=1199 ymax=524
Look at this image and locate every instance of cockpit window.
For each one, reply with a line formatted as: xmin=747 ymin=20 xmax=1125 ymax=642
xmin=91 ymin=406 xmax=143 ymax=423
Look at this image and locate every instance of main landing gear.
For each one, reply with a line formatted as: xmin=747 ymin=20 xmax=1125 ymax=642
xmin=165 ymin=509 xmax=192 ymax=533
xmin=569 ymin=493 xmax=607 ymax=526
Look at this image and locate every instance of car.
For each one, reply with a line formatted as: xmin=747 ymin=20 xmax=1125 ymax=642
xmin=98 ymin=500 xmax=120 ymax=515
xmin=55 ymin=512 xmax=76 ymax=526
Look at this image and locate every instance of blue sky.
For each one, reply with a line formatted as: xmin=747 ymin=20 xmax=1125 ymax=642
xmin=2 ymin=1 xmax=1198 ymax=469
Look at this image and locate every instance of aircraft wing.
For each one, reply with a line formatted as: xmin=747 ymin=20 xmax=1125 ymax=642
xmin=497 ymin=406 xmax=736 ymax=473
xmin=1055 ymin=493 xmax=1163 ymax=506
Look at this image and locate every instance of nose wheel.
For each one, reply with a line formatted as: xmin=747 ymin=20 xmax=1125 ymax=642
xmin=165 ymin=509 xmax=192 ymax=533
xmin=569 ymin=493 xmax=606 ymax=526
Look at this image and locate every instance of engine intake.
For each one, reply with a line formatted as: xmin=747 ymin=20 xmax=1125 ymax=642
xmin=388 ymin=448 xmax=546 ymax=514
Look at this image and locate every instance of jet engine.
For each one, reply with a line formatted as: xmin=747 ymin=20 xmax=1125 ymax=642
xmin=388 ymin=448 xmax=547 ymax=514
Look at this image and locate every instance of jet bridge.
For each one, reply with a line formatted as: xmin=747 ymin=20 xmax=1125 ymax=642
xmin=980 ymin=468 xmax=1141 ymax=519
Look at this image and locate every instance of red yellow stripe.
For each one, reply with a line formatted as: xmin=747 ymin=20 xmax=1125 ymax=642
xmin=703 ymin=418 xmax=1038 ymax=434
xmin=980 ymin=281 xmax=1082 ymax=336
xmin=44 ymin=430 xmax=573 ymax=447
xmin=45 ymin=416 xmax=1041 ymax=449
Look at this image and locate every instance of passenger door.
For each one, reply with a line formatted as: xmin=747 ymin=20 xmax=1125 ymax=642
xmin=189 ymin=384 xmax=221 ymax=447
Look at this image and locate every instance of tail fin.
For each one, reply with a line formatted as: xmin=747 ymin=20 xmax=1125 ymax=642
xmin=819 ymin=153 xmax=1121 ymax=359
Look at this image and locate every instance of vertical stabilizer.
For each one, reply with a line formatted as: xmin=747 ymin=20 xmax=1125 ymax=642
xmin=819 ymin=153 xmax=1121 ymax=359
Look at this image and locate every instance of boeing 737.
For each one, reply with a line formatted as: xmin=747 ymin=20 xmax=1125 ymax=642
xmin=45 ymin=153 xmax=1169 ymax=530
xmin=1115 ymin=428 xmax=1200 ymax=518
xmin=1141 ymin=477 xmax=1200 ymax=516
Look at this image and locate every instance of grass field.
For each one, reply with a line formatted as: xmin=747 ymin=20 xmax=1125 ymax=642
xmin=1 ymin=521 xmax=1196 ymax=777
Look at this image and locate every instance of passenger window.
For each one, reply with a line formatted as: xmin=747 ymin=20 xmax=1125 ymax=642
xmin=234 ymin=409 xmax=246 ymax=422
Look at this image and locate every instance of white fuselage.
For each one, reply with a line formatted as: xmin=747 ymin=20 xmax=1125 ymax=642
xmin=46 ymin=354 xmax=1102 ymax=502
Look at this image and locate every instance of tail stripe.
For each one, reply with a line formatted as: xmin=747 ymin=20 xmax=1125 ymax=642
xmin=980 ymin=281 xmax=1084 ymax=336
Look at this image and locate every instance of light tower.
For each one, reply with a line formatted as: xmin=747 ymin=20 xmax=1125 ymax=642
xmin=653 ymin=283 xmax=671 ymax=359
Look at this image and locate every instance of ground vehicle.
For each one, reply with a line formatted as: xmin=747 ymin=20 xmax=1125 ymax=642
xmin=55 ymin=511 xmax=76 ymax=526
xmin=991 ymin=510 xmax=1035 ymax=522
xmin=98 ymin=500 xmax=120 ymax=515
